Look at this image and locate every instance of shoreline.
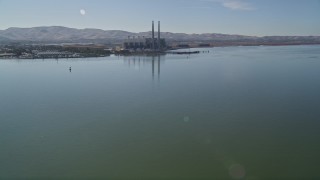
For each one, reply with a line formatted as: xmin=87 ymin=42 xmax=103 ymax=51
xmin=177 ymin=42 xmax=320 ymax=49
xmin=1 ymin=43 xmax=320 ymax=60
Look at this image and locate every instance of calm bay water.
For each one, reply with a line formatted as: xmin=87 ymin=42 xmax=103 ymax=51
xmin=1 ymin=45 xmax=320 ymax=179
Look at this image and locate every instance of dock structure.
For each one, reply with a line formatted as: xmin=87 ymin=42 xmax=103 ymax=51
xmin=167 ymin=51 xmax=200 ymax=55
xmin=35 ymin=51 xmax=74 ymax=59
xmin=0 ymin=53 xmax=16 ymax=58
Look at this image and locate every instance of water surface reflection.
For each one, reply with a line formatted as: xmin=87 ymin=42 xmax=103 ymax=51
xmin=1 ymin=46 xmax=320 ymax=179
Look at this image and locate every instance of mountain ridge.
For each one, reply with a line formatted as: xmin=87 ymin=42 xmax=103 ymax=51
xmin=1 ymin=26 xmax=320 ymax=45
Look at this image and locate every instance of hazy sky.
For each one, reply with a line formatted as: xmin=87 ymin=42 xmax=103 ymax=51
xmin=0 ymin=0 xmax=320 ymax=36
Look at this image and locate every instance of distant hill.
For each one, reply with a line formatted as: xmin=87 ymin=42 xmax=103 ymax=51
xmin=0 ymin=35 xmax=12 ymax=43
xmin=0 ymin=26 xmax=134 ymax=43
xmin=1 ymin=26 xmax=320 ymax=45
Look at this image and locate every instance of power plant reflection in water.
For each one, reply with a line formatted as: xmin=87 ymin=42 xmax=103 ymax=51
xmin=123 ymin=21 xmax=166 ymax=52
xmin=123 ymin=55 xmax=163 ymax=80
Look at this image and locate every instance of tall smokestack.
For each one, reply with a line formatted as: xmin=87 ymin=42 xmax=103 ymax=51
xmin=158 ymin=21 xmax=161 ymax=51
xmin=152 ymin=21 xmax=155 ymax=51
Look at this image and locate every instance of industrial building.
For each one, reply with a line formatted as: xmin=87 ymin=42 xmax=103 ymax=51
xmin=123 ymin=21 xmax=166 ymax=51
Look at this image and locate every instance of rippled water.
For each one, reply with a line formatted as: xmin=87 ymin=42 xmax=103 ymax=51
xmin=1 ymin=45 xmax=320 ymax=179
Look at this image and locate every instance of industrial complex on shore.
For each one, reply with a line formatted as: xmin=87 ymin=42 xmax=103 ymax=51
xmin=123 ymin=21 xmax=166 ymax=52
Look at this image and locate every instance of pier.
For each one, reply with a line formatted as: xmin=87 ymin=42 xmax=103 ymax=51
xmin=166 ymin=51 xmax=200 ymax=55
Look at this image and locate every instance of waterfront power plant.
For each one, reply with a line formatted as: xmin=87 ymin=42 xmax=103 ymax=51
xmin=123 ymin=21 xmax=166 ymax=52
